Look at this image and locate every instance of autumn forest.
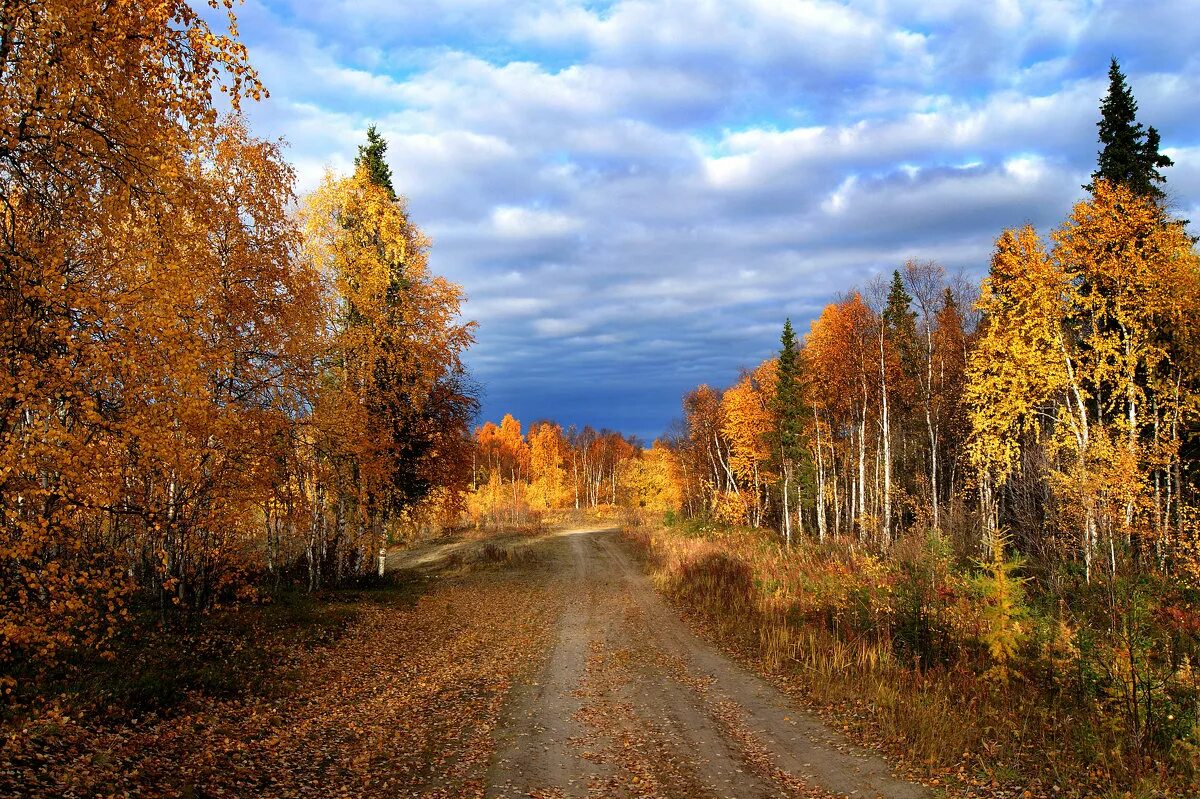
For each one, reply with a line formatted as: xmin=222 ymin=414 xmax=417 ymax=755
xmin=4 ymin=3 xmax=1200 ymax=798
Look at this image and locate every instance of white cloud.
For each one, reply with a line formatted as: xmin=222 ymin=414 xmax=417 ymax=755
xmin=533 ymin=317 xmax=589 ymax=338
xmin=1003 ymin=155 xmax=1046 ymax=184
xmin=491 ymin=206 xmax=583 ymax=238
xmin=822 ymin=176 xmax=857 ymax=215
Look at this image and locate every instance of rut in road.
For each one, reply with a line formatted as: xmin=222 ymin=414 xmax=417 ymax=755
xmin=488 ymin=528 xmax=928 ymax=799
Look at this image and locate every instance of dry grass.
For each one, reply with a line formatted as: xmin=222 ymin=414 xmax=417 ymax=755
xmin=625 ymin=522 xmax=1195 ymax=798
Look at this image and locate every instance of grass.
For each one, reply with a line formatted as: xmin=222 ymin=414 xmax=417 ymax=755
xmin=624 ymin=521 xmax=1199 ymax=798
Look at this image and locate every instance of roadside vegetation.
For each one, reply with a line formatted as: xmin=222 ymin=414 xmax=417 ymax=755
xmin=2 ymin=2 xmax=477 ymax=692
xmin=625 ymin=520 xmax=1195 ymax=797
xmin=3 ymin=538 xmax=557 ymax=798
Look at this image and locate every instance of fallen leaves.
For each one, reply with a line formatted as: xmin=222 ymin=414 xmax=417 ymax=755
xmin=0 ymin=568 xmax=560 ymax=798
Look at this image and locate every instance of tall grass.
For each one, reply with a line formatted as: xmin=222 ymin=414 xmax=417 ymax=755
xmin=625 ymin=522 xmax=1200 ymax=796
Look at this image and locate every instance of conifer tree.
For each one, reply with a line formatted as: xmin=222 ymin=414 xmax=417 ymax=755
xmin=776 ymin=319 xmax=807 ymax=545
xmin=777 ymin=319 xmax=802 ymax=458
xmin=883 ymin=270 xmax=920 ymax=377
xmin=1087 ymin=58 xmax=1173 ymax=201
xmin=883 ymin=270 xmax=916 ymax=332
xmin=355 ymin=124 xmax=397 ymax=201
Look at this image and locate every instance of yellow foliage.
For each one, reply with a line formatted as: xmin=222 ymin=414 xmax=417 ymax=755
xmin=622 ymin=440 xmax=684 ymax=515
xmin=972 ymin=533 xmax=1029 ymax=684
xmin=0 ymin=2 xmax=313 ymax=666
xmin=965 ymin=225 xmax=1074 ymax=489
xmin=0 ymin=3 xmax=479 ymax=670
xmin=528 ymin=422 xmax=570 ymax=511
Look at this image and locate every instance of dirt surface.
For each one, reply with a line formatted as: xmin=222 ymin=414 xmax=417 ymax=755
xmin=2 ymin=554 xmax=562 ymax=799
xmin=385 ymin=528 xmax=547 ymax=573
xmin=487 ymin=527 xmax=928 ymax=799
xmin=3 ymin=527 xmax=929 ymax=798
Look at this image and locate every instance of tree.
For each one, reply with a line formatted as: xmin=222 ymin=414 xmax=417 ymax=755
xmin=0 ymin=0 xmax=483 ymax=680
xmin=0 ymin=0 xmax=296 ymax=668
xmin=965 ymin=185 xmax=1200 ymax=580
xmin=964 ymin=226 xmax=1083 ymax=555
xmin=497 ymin=414 xmax=531 ymax=522
xmin=883 ymin=270 xmax=920 ymax=377
xmin=681 ymin=385 xmax=733 ymax=515
xmin=931 ymin=289 xmax=970 ymax=511
xmin=301 ymin=168 xmax=476 ymax=573
xmin=904 ymin=260 xmax=949 ymax=533
xmin=1053 ymin=180 xmax=1200 ymax=562
xmin=1087 ymin=58 xmax=1173 ymax=201
xmin=623 ymin=440 xmax=683 ymax=516
xmin=355 ymin=125 xmax=398 ymax=201
xmin=721 ymin=362 xmax=778 ymax=528
xmin=805 ymin=294 xmax=881 ymax=542
xmin=529 ymin=422 xmax=569 ymax=511
xmin=775 ymin=320 xmax=809 ymax=545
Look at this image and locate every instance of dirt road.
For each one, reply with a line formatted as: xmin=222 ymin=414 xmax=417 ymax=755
xmin=487 ymin=527 xmax=928 ymax=799
xmin=4 ymin=526 xmax=929 ymax=798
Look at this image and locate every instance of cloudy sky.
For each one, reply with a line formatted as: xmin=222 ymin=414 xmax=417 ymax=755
xmin=219 ymin=0 xmax=1200 ymax=441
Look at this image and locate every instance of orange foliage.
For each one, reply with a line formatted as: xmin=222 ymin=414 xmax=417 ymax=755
xmin=0 ymin=2 xmax=478 ymax=675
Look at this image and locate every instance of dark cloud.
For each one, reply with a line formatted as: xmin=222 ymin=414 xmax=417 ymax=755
xmin=223 ymin=0 xmax=1200 ymax=441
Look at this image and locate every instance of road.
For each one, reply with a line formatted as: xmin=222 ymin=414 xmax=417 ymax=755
xmin=3 ymin=526 xmax=931 ymax=798
xmin=486 ymin=527 xmax=928 ymax=799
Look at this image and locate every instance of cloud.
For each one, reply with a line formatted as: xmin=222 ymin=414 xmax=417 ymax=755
xmin=226 ymin=0 xmax=1200 ymax=440
xmin=533 ymin=317 xmax=590 ymax=338
xmin=491 ymin=206 xmax=583 ymax=238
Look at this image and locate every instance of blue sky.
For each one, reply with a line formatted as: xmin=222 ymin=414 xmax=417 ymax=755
xmin=219 ymin=0 xmax=1200 ymax=442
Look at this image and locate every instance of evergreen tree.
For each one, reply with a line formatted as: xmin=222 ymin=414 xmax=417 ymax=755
xmin=775 ymin=319 xmax=809 ymax=545
xmin=353 ymin=126 xmax=406 ymax=300
xmin=1087 ymin=58 xmax=1173 ymax=201
xmin=355 ymin=124 xmax=397 ymax=201
xmin=883 ymin=270 xmax=919 ymax=377
xmin=777 ymin=319 xmax=802 ymax=459
xmin=941 ymin=287 xmax=958 ymax=317
xmin=883 ymin=270 xmax=916 ymax=332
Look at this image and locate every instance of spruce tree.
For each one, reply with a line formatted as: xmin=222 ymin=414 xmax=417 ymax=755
xmin=883 ymin=270 xmax=919 ymax=378
xmin=883 ymin=270 xmax=916 ymax=332
xmin=1086 ymin=58 xmax=1173 ymax=201
xmin=775 ymin=319 xmax=809 ymax=545
xmin=776 ymin=319 xmax=802 ymax=459
xmin=941 ymin=287 xmax=958 ymax=317
xmin=353 ymin=125 xmax=406 ymax=302
xmin=355 ymin=124 xmax=397 ymax=201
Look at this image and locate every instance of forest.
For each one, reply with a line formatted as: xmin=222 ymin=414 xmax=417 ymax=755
xmin=4 ymin=2 xmax=1200 ymax=798
xmin=2 ymin=3 xmax=477 ymax=680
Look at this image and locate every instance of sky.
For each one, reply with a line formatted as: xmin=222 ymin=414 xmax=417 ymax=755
xmin=215 ymin=0 xmax=1200 ymax=442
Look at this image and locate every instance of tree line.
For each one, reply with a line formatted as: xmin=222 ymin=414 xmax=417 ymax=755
xmin=476 ymin=61 xmax=1200 ymax=773
xmin=465 ymin=414 xmax=679 ymax=527
xmin=670 ymin=59 xmax=1199 ymax=583
xmin=646 ymin=59 xmax=1200 ymax=771
xmin=1 ymin=2 xmax=476 ymax=678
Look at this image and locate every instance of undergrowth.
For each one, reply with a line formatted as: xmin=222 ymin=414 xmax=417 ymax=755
xmin=625 ymin=521 xmax=1200 ymax=798
xmin=5 ymin=574 xmax=426 ymax=727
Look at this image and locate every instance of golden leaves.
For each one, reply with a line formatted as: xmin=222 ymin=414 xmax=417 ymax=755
xmin=0 ymin=1 xmax=298 ymax=670
xmin=528 ymin=422 xmax=570 ymax=512
xmin=965 ymin=182 xmax=1200 ymax=563
xmin=1 ymin=567 xmax=561 ymax=799
xmin=965 ymin=225 xmax=1072 ymax=487
xmin=1 ymin=2 xmax=478 ymax=674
